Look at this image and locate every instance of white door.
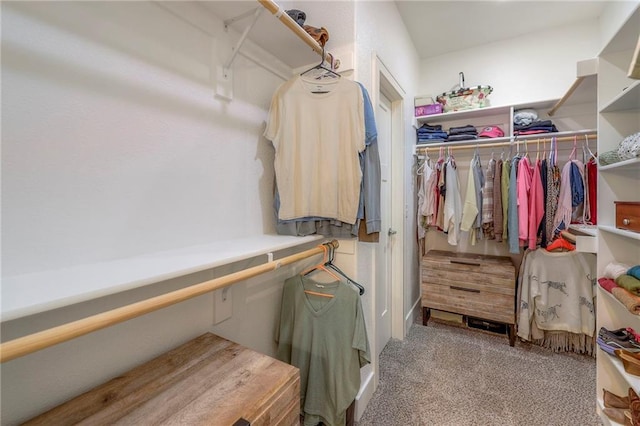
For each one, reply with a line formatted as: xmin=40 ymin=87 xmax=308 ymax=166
xmin=375 ymin=91 xmax=393 ymax=356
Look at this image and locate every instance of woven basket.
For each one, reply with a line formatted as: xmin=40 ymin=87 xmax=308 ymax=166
xmin=436 ymin=86 xmax=493 ymax=113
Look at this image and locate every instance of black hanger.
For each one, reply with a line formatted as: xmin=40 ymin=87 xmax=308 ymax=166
xmin=324 ymin=243 xmax=365 ymax=296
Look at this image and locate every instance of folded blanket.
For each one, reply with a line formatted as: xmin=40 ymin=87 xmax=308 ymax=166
xmin=612 ymin=286 xmax=640 ymax=314
xmin=616 ymin=274 xmax=640 ymax=295
xmin=598 ymin=277 xmax=618 ymax=293
xmin=604 ymin=261 xmax=631 ymax=280
xmin=629 ymin=265 xmax=640 ymax=280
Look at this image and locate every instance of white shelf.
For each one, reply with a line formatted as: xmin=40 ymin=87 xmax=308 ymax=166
xmin=599 ymin=225 xmax=640 ymax=241
xmin=569 ymin=224 xmax=598 ymax=237
xmin=599 ymin=157 xmax=640 ymax=172
xmin=0 ymin=234 xmax=323 ymax=322
xmin=414 ymin=129 xmax=597 ymax=151
xmin=600 ymin=6 xmax=640 ymax=56
xmin=600 ymin=80 xmax=640 ymax=113
xmin=414 ymin=99 xmax=560 ymax=126
xmin=600 ymin=287 xmax=640 ymax=324
xmin=415 ymin=104 xmax=511 ymax=124
xmin=599 ymin=346 xmax=640 ymax=392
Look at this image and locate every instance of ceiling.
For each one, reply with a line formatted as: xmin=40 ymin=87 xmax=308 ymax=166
xmin=395 ymin=1 xmax=609 ymax=59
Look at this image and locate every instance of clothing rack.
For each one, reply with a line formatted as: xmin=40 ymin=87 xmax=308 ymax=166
xmin=0 ymin=240 xmax=340 ymax=363
xmin=415 ymin=131 xmax=597 ymax=153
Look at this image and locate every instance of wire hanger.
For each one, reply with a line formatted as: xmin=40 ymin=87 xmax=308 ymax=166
xmin=300 ymin=44 xmax=340 ymax=80
xmin=584 ymin=134 xmax=596 ymax=161
xmin=323 ymin=243 xmax=365 ymax=295
xmin=301 ymin=245 xmax=339 ymax=298
xmin=569 ymin=135 xmax=577 ymax=161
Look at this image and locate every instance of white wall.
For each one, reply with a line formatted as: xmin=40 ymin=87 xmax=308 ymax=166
xmin=2 ymin=1 xmax=283 ymax=277
xmin=0 ymin=2 xmax=306 ymax=424
xmin=354 ymin=1 xmax=422 ymax=339
xmin=419 ymin=19 xmax=601 ymax=107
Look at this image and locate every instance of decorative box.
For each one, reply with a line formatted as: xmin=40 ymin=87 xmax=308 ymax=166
xmin=415 ymin=103 xmax=443 ymax=117
xmin=615 ymin=201 xmax=640 ymax=233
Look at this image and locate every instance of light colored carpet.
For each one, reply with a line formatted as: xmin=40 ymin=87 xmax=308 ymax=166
xmin=357 ymin=320 xmax=601 ymax=426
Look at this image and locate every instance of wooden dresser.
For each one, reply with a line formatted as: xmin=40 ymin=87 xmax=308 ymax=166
xmin=421 ymin=250 xmax=517 ymax=346
xmin=24 ymin=333 xmax=300 ymax=425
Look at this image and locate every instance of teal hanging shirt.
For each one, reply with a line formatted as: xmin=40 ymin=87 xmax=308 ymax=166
xmin=276 ymin=275 xmax=371 ymax=426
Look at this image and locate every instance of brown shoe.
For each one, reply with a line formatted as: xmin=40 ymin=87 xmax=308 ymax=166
xmin=631 ymin=400 xmax=640 ymax=425
xmin=606 ymin=407 xmax=630 ymax=424
xmin=605 ymin=388 xmax=631 ymax=408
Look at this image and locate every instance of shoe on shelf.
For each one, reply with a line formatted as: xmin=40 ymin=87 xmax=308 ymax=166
xmin=631 ymin=399 xmax=640 ymax=425
xmin=615 ymin=350 xmax=640 ymax=376
xmin=604 ymin=388 xmax=631 ymax=408
xmin=600 ymin=327 xmax=636 ymax=343
xmin=597 ymin=336 xmax=640 ymax=356
xmin=605 ymin=407 xmax=631 ymax=425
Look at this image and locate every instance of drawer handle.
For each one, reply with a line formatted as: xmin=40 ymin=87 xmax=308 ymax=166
xmin=450 ymin=259 xmax=481 ymax=266
xmin=450 ymin=285 xmax=480 ymax=293
xmin=623 ymin=218 xmax=631 ymax=226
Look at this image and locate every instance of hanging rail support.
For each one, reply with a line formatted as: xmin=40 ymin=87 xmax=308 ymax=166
xmin=215 ymin=6 xmax=263 ymax=101
xmin=0 ymin=240 xmax=338 ymax=363
xmin=223 ymin=6 xmax=264 ymax=76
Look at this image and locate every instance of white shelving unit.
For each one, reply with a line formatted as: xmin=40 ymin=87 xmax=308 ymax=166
xmin=596 ymin=4 xmax=640 ymax=424
xmin=413 ymin=86 xmax=598 ymax=152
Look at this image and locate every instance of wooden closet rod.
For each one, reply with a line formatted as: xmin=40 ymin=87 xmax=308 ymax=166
xmin=0 ymin=240 xmax=339 ymax=363
xmin=257 ymin=0 xmax=335 ymax=67
xmin=416 ymin=133 xmax=597 ymax=152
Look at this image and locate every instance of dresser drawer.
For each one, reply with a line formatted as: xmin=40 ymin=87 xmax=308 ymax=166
xmin=421 ymin=282 xmax=515 ymax=324
xmin=615 ymin=201 xmax=640 ymax=233
xmin=421 ymin=250 xmax=516 ymax=330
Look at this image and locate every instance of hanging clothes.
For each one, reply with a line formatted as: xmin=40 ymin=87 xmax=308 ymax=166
xmin=493 ymin=158 xmax=504 ymax=242
xmin=276 ymin=275 xmax=370 ymax=426
xmin=516 ymin=249 xmax=596 ymax=354
xmin=517 ymin=155 xmax=534 ymax=248
xmin=586 ymin=157 xmax=597 ymax=224
xmin=435 ymin=155 xmax=446 ymax=230
xmin=460 ymin=157 xmax=479 ymax=243
xmin=271 ymin=81 xmax=381 ymax=241
xmin=482 ymin=157 xmax=496 ymax=240
xmin=508 ymin=156 xmax=520 ymax=254
xmin=539 ymin=159 xmax=549 ymax=247
xmin=443 ymin=156 xmax=462 ymax=246
xmin=502 ymin=158 xmax=511 ymax=242
xmin=528 ymin=159 xmax=544 ymax=250
xmin=471 ymin=153 xmax=485 ymax=241
xmin=265 ymin=75 xmax=365 ymax=224
xmin=545 ymin=139 xmax=561 ymax=241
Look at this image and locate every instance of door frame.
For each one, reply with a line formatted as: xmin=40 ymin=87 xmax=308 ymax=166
xmin=371 ymin=53 xmax=406 ymax=340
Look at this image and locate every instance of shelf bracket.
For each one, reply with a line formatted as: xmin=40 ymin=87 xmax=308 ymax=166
xmin=215 ymin=6 xmax=263 ymax=101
